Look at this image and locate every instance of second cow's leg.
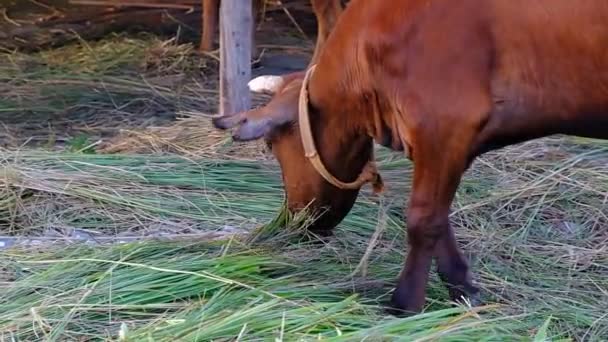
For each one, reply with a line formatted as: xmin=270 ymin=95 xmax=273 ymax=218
xmin=250 ymin=0 xmax=262 ymax=60
xmin=391 ymin=141 xmax=468 ymax=313
xmin=201 ymin=0 xmax=260 ymax=59
xmin=309 ymin=0 xmax=344 ymax=65
xmin=200 ymin=0 xmax=219 ymax=53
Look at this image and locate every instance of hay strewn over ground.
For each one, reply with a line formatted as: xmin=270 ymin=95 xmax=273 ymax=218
xmin=2 ymin=137 xmax=607 ymax=340
xmin=1 ymin=17 xmax=607 ymax=341
xmin=1 ymin=35 xmax=211 ymax=146
xmin=98 ymin=116 xmax=271 ymax=160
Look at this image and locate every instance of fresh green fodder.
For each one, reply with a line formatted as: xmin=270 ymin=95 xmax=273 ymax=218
xmin=1 ymin=136 xmax=607 ymax=340
xmin=1 ymin=240 xmax=547 ymax=341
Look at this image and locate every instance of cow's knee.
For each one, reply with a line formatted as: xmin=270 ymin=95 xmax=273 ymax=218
xmin=406 ymin=206 xmax=448 ymax=250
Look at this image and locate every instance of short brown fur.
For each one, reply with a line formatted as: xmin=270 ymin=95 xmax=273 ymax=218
xmin=213 ymin=0 xmax=608 ymax=314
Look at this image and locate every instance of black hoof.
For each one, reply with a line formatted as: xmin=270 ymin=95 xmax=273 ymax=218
xmin=386 ymin=289 xmax=424 ymax=318
xmin=306 ymin=228 xmax=335 ymax=238
xmin=384 ymin=303 xmax=418 ymax=317
xmin=448 ymin=285 xmax=482 ymax=307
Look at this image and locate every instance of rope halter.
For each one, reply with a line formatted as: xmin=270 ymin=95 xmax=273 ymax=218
xmin=297 ymin=64 xmax=384 ymax=194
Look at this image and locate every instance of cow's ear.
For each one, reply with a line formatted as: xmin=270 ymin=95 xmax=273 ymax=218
xmin=212 ymin=77 xmax=302 ymax=141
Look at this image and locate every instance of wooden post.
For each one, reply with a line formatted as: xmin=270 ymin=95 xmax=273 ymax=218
xmin=219 ymin=0 xmax=252 ymax=116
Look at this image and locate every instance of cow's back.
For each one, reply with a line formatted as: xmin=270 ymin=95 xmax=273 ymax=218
xmin=489 ymin=0 xmax=608 ymax=117
xmin=309 ymin=0 xmax=608 ymax=147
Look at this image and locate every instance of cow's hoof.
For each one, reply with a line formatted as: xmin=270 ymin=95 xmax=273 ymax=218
xmin=386 ymin=288 xmax=425 ymax=317
xmin=446 ymin=283 xmax=482 ymax=307
xmin=449 ymin=286 xmax=483 ymax=307
xmin=384 ymin=303 xmax=419 ymax=317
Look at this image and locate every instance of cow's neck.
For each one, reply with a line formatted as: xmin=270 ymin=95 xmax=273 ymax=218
xmin=307 ymin=70 xmax=374 ymax=186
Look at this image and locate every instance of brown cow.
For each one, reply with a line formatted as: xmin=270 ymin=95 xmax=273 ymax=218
xmin=213 ymin=0 xmax=608 ymax=314
xmin=200 ymin=0 xmax=343 ymax=65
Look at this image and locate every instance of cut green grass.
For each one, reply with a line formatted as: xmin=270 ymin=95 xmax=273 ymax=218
xmin=1 ymin=240 xmax=551 ymax=341
xmin=1 ymin=136 xmax=607 ymax=341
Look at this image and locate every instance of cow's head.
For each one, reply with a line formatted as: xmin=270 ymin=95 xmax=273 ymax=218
xmin=212 ymin=68 xmax=383 ymax=233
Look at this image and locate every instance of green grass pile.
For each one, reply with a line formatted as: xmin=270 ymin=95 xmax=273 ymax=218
xmin=1 ymin=136 xmax=607 ymax=340
xmin=1 ymin=240 xmax=550 ymax=341
xmin=0 ymin=150 xmax=284 ymax=235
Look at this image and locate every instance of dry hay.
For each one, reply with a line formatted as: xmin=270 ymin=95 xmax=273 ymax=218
xmin=97 ymin=114 xmax=271 ymax=160
xmin=0 ymin=35 xmax=218 ymax=148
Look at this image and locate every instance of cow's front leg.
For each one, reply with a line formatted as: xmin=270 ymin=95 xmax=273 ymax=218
xmin=389 ymin=123 xmax=475 ymax=314
xmin=434 ymin=224 xmax=481 ymax=305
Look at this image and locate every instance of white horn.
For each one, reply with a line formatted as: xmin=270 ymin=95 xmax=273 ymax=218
xmin=248 ymin=75 xmax=284 ymax=94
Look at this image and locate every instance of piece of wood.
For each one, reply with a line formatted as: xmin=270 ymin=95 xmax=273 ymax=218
xmin=68 ymin=0 xmax=202 ymax=6
xmin=68 ymin=0 xmax=197 ymax=10
xmin=219 ymin=0 xmax=253 ymax=116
